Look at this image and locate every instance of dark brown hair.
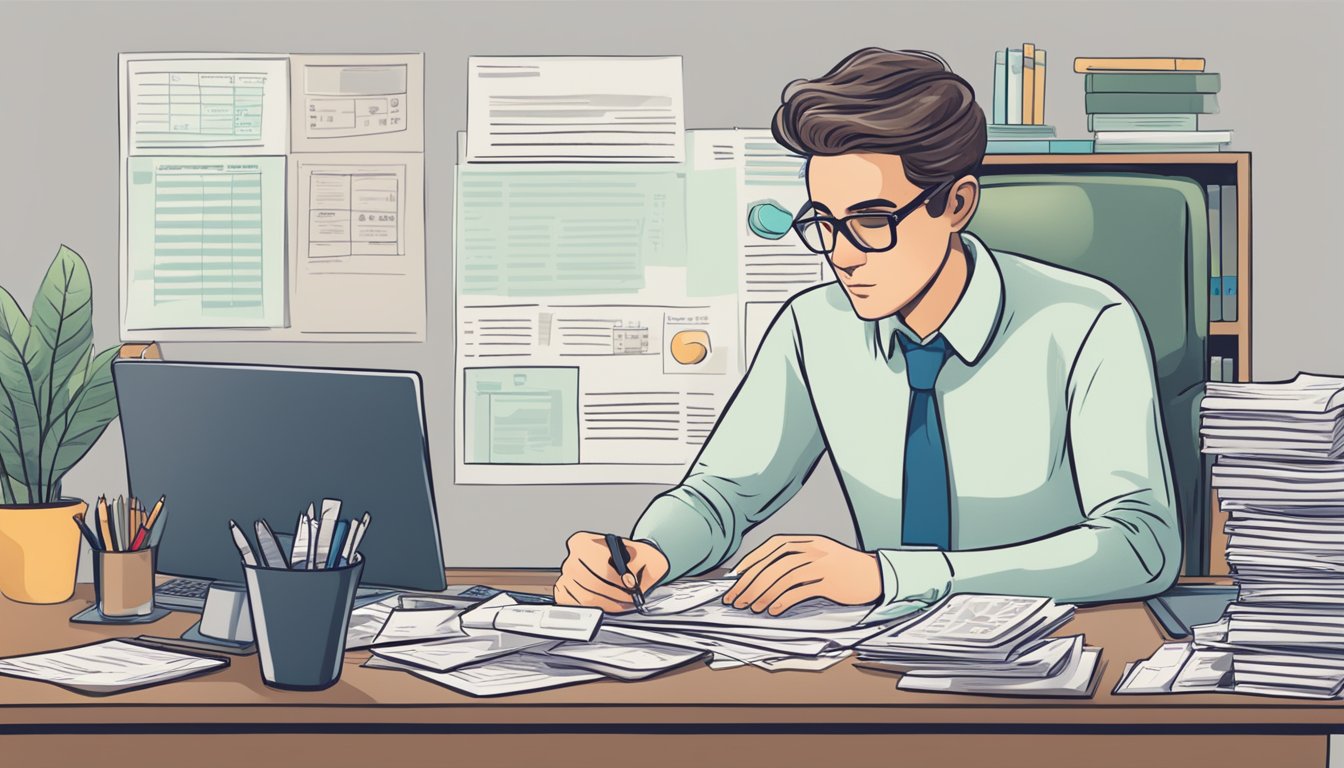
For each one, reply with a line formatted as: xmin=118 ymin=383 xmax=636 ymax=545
xmin=772 ymin=48 xmax=987 ymax=216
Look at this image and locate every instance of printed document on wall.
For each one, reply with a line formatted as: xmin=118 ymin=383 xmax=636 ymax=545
xmin=120 ymin=54 xmax=289 ymax=156
xmin=123 ymin=156 xmax=286 ymax=330
xmin=454 ymin=157 xmax=737 ymax=484
xmin=466 ymin=56 xmax=684 ymax=163
xmin=289 ymin=153 xmax=425 ymax=338
xmin=290 ymin=54 xmax=424 ymax=152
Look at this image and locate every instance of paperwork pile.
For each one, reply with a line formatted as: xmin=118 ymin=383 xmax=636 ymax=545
xmin=1125 ymin=374 xmax=1344 ymax=698
xmin=853 ymin=594 xmax=1097 ymax=696
xmin=355 ymin=579 xmax=921 ymax=696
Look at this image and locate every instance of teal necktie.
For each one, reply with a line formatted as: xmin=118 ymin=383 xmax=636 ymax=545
xmin=896 ymin=333 xmax=952 ymax=550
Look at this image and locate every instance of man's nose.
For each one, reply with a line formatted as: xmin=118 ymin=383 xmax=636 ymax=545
xmin=828 ymin=239 xmax=867 ymax=276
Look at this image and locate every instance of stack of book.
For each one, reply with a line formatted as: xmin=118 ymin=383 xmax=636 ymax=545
xmin=854 ymin=594 xmax=1099 ymax=696
xmin=1198 ymin=374 xmax=1344 ymax=698
xmin=1076 ymin=57 xmax=1232 ymax=152
xmin=988 ymin=43 xmax=1092 ymax=154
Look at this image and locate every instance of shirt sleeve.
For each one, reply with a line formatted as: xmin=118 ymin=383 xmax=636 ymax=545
xmin=632 ymin=303 xmax=826 ymax=586
xmin=875 ymin=301 xmax=1182 ymax=608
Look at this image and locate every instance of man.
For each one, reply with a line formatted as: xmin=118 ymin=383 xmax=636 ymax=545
xmin=556 ymin=47 xmax=1180 ymax=617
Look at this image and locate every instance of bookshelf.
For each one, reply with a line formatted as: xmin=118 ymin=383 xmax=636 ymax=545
xmin=979 ymin=152 xmax=1252 ymax=576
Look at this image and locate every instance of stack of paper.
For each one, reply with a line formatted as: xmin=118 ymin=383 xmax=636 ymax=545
xmin=1201 ymin=375 xmax=1344 ymax=459
xmin=0 ymin=639 xmax=228 ymax=694
xmin=1196 ymin=374 xmax=1344 ymax=697
xmin=854 ymin=594 xmax=1096 ymax=696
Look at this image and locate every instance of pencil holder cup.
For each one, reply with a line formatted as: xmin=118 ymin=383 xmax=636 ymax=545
xmin=93 ymin=547 xmax=157 ymax=618
xmin=244 ymin=555 xmax=364 ymax=691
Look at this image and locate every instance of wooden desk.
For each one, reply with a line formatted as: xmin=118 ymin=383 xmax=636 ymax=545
xmin=1 ymin=570 xmax=1340 ymax=768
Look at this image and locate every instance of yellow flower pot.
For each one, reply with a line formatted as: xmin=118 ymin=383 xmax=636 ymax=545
xmin=0 ymin=499 xmax=86 ymax=604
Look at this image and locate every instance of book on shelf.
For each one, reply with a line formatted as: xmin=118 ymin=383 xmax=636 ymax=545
xmin=986 ymin=139 xmax=1094 ymax=154
xmin=1210 ymin=356 xmax=1224 ymax=383
xmin=1220 ymin=184 xmax=1238 ymax=321
xmin=1074 ymin=57 xmax=1206 ymax=73
xmin=1088 ymin=113 xmax=1199 ymax=132
xmin=1093 ymin=130 xmax=1232 ymax=152
xmin=1023 ymin=43 xmax=1035 ymax=126
xmin=1032 ymin=49 xmax=1047 ymax=125
xmin=1084 ymin=72 xmax=1221 ymax=93
xmin=993 ymin=50 xmax=1008 ymax=124
xmin=988 ymin=124 xmax=1056 ymax=139
xmin=1007 ymin=48 xmax=1023 ymax=124
xmin=1208 ymin=185 xmax=1223 ymax=322
xmin=1085 ymin=92 xmax=1219 ymax=114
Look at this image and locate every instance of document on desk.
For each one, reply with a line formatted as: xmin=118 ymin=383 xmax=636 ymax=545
xmin=461 ymin=597 xmax=604 ymax=642
xmin=898 ymin=647 xmax=1103 ymax=698
xmin=1113 ymin=642 xmax=1234 ymax=694
xmin=0 ymin=639 xmax=228 ymax=694
xmin=537 ymin=630 xmax=706 ymax=680
xmin=290 ymin=53 xmax=424 ymax=152
xmin=345 ymin=595 xmax=401 ymax=650
xmin=466 ymin=56 xmax=683 ymax=163
xmin=640 ymin=578 xmax=734 ymax=615
xmin=288 ymin=153 xmax=426 ymax=338
xmin=371 ymin=607 xmax=465 ymax=647
xmin=370 ymin=631 xmax=553 ymax=673
xmin=366 ymin=650 xmax=604 ymax=697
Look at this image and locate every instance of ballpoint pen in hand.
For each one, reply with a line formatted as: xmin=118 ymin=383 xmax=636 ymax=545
xmin=605 ymin=533 xmax=648 ymax=614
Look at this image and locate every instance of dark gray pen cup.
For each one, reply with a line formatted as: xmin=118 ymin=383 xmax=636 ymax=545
xmin=243 ymin=555 xmax=364 ymax=691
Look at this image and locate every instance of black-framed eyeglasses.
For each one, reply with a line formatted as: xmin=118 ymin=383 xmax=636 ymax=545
xmin=791 ymin=180 xmax=953 ymax=256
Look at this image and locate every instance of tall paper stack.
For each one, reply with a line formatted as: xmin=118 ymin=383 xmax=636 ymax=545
xmin=1201 ymin=374 xmax=1344 ymax=698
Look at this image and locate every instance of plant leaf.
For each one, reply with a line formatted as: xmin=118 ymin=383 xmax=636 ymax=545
xmin=44 ymin=346 xmax=119 ymax=495
xmin=0 ymin=286 xmax=42 ymax=500
xmin=26 ymin=245 xmax=94 ymax=499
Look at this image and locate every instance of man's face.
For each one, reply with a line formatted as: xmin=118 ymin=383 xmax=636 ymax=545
xmin=804 ymin=153 xmax=957 ymax=321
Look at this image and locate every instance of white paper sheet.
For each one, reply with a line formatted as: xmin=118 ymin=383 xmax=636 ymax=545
xmin=538 ymin=631 xmax=705 ymax=680
xmin=0 ymin=640 xmax=226 ymax=694
xmin=365 ymin=650 xmax=604 ymax=696
xmin=345 ymin=595 xmax=401 ymax=650
xmin=640 ymin=578 xmax=734 ymax=615
xmin=466 ymin=56 xmax=683 ymax=163
xmin=897 ymin=647 xmax=1101 ymax=697
xmin=290 ymin=54 xmax=424 ymax=152
xmin=462 ymin=603 xmax=603 ymax=642
xmin=371 ymin=608 xmax=465 ymax=647
xmin=370 ymin=631 xmax=553 ymax=673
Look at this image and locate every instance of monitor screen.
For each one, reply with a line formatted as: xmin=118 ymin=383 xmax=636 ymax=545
xmin=113 ymin=361 xmax=446 ymax=591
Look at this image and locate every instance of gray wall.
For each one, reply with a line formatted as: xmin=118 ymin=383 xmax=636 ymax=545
xmin=1 ymin=0 xmax=1340 ymax=569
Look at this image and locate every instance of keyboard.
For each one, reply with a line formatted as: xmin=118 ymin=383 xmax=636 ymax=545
xmin=154 ymin=576 xmax=400 ymax=613
xmin=155 ymin=577 xmax=212 ymax=612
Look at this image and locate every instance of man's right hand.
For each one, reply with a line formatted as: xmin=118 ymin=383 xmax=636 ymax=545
xmin=555 ymin=532 xmax=670 ymax=613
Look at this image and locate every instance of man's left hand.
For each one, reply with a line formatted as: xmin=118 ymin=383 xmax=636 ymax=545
xmin=721 ymin=535 xmax=881 ymax=616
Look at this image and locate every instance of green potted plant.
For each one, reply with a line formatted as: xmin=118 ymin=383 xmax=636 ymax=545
xmin=0 ymin=245 xmax=120 ymax=603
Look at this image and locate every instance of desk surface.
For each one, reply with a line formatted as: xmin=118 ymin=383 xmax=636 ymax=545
xmin=2 ymin=570 xmax=1342 ymax=734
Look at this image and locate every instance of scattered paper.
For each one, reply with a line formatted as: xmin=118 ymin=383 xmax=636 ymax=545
xmin=371 ymin=608 xmax=464 ymax=647
xmin=0 ymin=640 xmax=227 ymax=694
xmin=366 ymin=651 xmax=603 ymax=697
xmin=371 ymin=631 xmax=553 ymax=674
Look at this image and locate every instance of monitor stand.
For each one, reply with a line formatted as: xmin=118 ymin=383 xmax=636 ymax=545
xmin=180 ymin=582 xmax=256 ymax=655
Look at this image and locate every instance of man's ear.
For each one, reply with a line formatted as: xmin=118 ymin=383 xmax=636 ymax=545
xmin=945 ymin=175 xmax=981 ymax=232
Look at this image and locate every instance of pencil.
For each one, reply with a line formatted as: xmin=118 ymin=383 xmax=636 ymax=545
xmin=96 ymin=495 xmax=113 ymax=552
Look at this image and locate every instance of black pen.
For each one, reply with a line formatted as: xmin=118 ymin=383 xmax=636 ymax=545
xmin=605 ymin=533 xmax=648 ymax=614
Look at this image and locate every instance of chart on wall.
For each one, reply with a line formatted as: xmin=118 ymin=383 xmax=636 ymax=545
xmin=452 ymin=56 xmax=828 ymax=484
xmin=118 ymin=52 xmax=426 ymax=341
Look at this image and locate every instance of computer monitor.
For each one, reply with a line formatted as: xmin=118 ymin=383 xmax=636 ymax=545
xmin=113 ymin=361 xmax=447 ymax=592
